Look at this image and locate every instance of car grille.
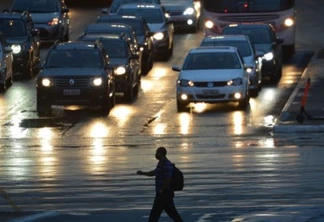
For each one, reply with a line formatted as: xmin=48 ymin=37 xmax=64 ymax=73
xmin=194 ymin=81 xmax=227 ymax=87
xmin=55 ymin=78 xmax=90 ymax=88
xmin=196 ymin=94 xmax=225 ymax=99
xmin=170 ymin=11 xmax=183 ymax=16
xmin=219 ymin=14 xmax=279 ymax=23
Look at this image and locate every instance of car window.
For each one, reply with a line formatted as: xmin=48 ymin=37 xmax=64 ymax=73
xmin=12 ymin=0 xmax=59 ymax=13
xmin=201 ymin=40 xmax=252 ymax=57
xmin=0 ymin=19 xmax=27 ymax=37
xmin=183 ymin=52 xmax=241 ymax=70
xmin=46 ymin=50 xmax=103 ymax=68
xmin=101 ymin=40 xmax=128 ymax=58
xmin=117 ymin=8 xmax=164 ymax=23
xmin=223 ymin=27 xmax=273 ymax=44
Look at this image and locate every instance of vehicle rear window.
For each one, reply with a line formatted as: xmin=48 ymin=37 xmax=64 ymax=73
xmin=183 ymin=52 xmax=242 ymax=70
xmin=12 ymin=0 xmax=59 ymax=13
xmin=46 ymin=50 xmax=103 ymax=68
xmin=222 ymin=27 xmax=274 ymax=44
xmin=117 ymin=8 xmax=163 ymax=23
xmin=201 ymin=40 xmax=252 ymax=57
xmin=101 ymin=40 xmax=128 ymax=58
xmin=97 ymin=19 xmax=144 ymax=35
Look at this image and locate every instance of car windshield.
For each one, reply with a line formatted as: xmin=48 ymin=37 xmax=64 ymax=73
xmin=46 ymin=50 xmax=103 ymax=68
xmin=101 ymin=40 xmax=128 ymax=58
xmin=222 ymin=27 xmax=274 ymax=44
xmin=201 ymin=40 xmax=252 ymax=57
xmin=97 ymin=19 xmax=144 ymax=36
xmin=11 ymin=0 xmax=59 ymax=13
xmin=0 ymin=19 xmax=27 ymax=37
xmin=117 ymin=8 xmax=164 ymax=23
xmin=110 ymin=0 xmax=160 ymax=13
xmin=183 ymin=52 xmax=242 ymax=70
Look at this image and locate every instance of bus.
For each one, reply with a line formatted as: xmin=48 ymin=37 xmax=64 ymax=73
xmin=202 ymin=0 xmax=296 ymax=56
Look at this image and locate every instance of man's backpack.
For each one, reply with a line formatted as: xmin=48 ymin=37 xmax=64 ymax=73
xmin=171 ymin=164 xmax=184 ymax=191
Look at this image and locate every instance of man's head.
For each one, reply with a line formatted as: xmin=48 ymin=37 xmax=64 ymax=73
xmin=155 ymin=146 xmax=167 ymax=160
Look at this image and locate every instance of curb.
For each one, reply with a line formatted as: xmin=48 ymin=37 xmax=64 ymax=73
xmin=8 ymin=211 xmax=59 ymax=222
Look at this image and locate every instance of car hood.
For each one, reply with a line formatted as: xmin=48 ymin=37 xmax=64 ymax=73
xmin=179 ymin=69 xmax=243 ymax=81
xmin=137 ymin=35 xmax=145 ymax=44
xmin=40 ymin=68 xmax=106 ymax=77
xmin=30 ymin=12 xmax=60 ymax=24
xmin=5 ymin=37 xmax=27 ymax=44
xmin=108 ymin=58 xmax=128 ymax=67
xmin=147 ymin=23 xmax=165 ymax=32
xmin=253 ymin=43 xmax=273 ymax=53
xmin=242 ymin=55 xmax=254 ymax=66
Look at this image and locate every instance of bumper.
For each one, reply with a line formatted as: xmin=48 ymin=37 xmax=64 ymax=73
xmin=177 ymin=85 xmax=246 ymax=104
xmin=261 ymin=60 xmax=276 ymax=77
xmin=12 ymin=53 xmax=28 ymax=74
xmin=115 ymin=74 xmax=131 ymax=92
xmin=152 ymin=38 xmax=170 ymax=55
xmin=37 ymin=87 xmax=108 ymax=106
xmin=170 ymin=15 xmax=198 ymax=30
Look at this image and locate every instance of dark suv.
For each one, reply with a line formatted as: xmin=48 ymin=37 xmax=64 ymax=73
xmin=78 ymin=34 xmax=141 ymax=102
xmin=96 ymin=15 xmax=154 ymax=75
xmin=0 ymin=11 xmax=40 ymax=78
xmin=10 ymin=0 xmax=70 ymax=42
xmin=36 ymin=41 xmax=116 ymax=116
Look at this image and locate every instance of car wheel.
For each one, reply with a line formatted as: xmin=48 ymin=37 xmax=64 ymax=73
xmin=124 ymin=85 xmax=134 ymax=102
xmin=249 ymin=88 xmax=259 ymax=98
xmin=0 ymin=82 xmax=6 ymax=92
xmin=99 ymin=95 xmax=111 ymax=116
xmin=271 ymin=65 xmax=282 ymax=83
xmin=25 ymin=58 xmax=34 ymax=79
xmin=177 ymin=100 xmax=189 ymax=112
xmin=64 ymin=29 xmax=70 ymax=42
xmin=238 ymin=95 xmax=250 ymax=110
xmin=141 ymin=61 xmax=150 ymax=76
xmin=6 ymin=73 xmax=13 ymax=87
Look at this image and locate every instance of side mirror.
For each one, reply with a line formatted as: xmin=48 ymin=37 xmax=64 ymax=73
xmin=4 ymin=46 xmax=12 ymax=53
xmin=62 ymin=8 xmax=69 ymax=13
xmin=172 ymin=66 xmax=181 ymax=72
xmin=101 ymin=8 xmax=110 ymax=14
xmin=276 ymin=38 xmax=284 ymax=44
xmin=31 ymin=28 xmax=40 ymax=37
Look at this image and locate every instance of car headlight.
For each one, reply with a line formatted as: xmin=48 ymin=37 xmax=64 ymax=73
xmin=264 ymin=52 xmax=274 ymax=61
xmin=48 ymin=18 xmax=59 ymax=26
xmin=178 ymin=79 xmax=194 ymax=87
xmin=11 ymin=44 xmax=21 ymax=54
xmin=227 ymin=78 xmax=243 ymax=86
xmin=115 ymin=66 xmax=126 ymax=75
xmin=41 ymin=78 xmax=54 ymax=87
xmin=205 ymin=20 xmax=214 ymax=29
xmin=90 ymin=77 xmax=103 ymax=86
xmin=183 ymin=7 xmax=194 ymax=15
xmin=153 ymin=32 xmax=164 ymax=40
xmin=284 ymin=18 xmax=294 ymax=27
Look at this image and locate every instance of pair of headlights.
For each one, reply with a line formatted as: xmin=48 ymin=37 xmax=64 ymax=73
xmin=178 ymin=78 xmax=243 ymax=87
xmin=41 ymin=77 xmax=103 ymax=87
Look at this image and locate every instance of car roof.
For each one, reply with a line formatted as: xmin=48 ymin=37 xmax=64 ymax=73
xmin=203 ymin=35 xmax=250 ymax=42
xmin=98 ymin=15 xmax=144 ymax=22
xmin=86 ymin=23 xmax=133 ymax=32
xmin=224 ymin=23 xmax=272 ymax=29
xmin=190 ymin=46 xmax=239 ymax=53
xmin=51 ymin=41 xmax=101 ymax=51
xmin=118 ymin=3 xmax=162 ymax=10
xmin=79 ymin=33 xmax=124 ymax=41
xmin=0 ymin=12 xmax=28 ymax=19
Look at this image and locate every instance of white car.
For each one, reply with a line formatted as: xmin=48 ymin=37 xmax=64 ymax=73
xmin=173 ymin=46 xmax=250 ymax=112
xmin=200 ymin=35 xmax=263 ymax=97
xmin=0 ymin=35 xmax=13 ymax=91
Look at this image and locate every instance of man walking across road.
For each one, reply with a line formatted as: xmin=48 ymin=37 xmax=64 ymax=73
xmin=137 ymin=147 xmax=183 ymax=222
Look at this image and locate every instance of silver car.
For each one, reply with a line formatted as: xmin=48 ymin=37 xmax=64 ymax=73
xmin=0 ymin=35 xmax=13 ymax=91
xmin=200 ymin=35 xmax=263 ymax=97
xmin=173 ymin=46 xmax=250 ymax=112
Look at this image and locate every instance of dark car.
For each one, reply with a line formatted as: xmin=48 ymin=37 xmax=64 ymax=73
xmin=160 ymin=0 xmax=201 ymax=32
xmin=78 ymin=34 xmax=141 ymax=102
xmin=36 ymin=41 xmax=115 ymax=116
xmin=0 ymin=32 xmax=13 ymax=91
xmin=102 ymin=0 xmax=161 ymax=15
xmin=0 ymin=11 xmax=40 ymax=78
xmin=96 ymin=15 xmax=154 ymax=75
xmin=222 ymin=23 xmax=284 ymax=83
xmin=117 ymin=3 xmax=174 ymax=60
xmin=10 ymin=0 xmax=70 ymax=42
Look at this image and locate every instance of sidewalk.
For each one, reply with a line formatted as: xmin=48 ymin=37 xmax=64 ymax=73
xmin=273 ymin=49 xmax=324 ymax=133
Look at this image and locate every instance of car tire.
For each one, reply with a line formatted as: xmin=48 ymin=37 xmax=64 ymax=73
xmin=25 ymin=58 xmax=34 ymax=79
xmin=99 ymin=95 xmax=111 ymax=116
xmin=177 ymin=100 xmax=189 ymax=112
xmin=64 ymin=28 xmax=70 ymax=42
xmin=6 ymin=72 xmax=13 ymax=87
xmin=124 ymin=85 xmax=134 ymax=102
xmin=238 ymin=95 xmax=250 ymax=110
xmin=271 ymin=65 xmax=282 ymax=83
xmin=250 ymin=88 xmax=259 ymax=98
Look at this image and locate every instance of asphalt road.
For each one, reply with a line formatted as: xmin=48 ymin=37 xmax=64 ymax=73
xmin=1 ymin=0 xmax=324 ymax=222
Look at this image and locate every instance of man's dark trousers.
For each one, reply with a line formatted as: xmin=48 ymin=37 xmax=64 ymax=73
xmin=148 ymin=190 xmax=182 ymax=222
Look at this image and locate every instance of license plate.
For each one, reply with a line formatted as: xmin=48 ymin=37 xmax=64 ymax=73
xmin=63 ymin=89 xmax=80 ymax=96
xmin=202 ymin=90 xmax=219 ymax=95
